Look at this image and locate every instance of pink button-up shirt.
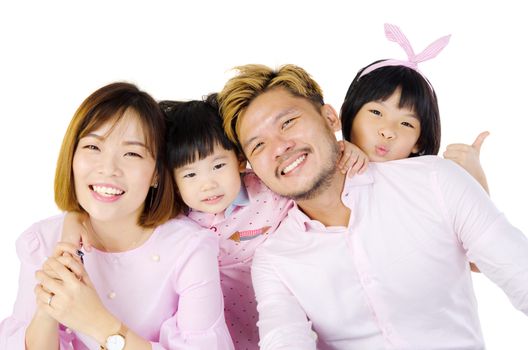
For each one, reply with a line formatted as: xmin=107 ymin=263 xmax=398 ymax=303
xmin=188 ymin=171 xmax=292 ymax=350
xmin=252 ymin=156 xmax=528 ymax=350
xmin=0 ymin=214 xmax=234 ymax=350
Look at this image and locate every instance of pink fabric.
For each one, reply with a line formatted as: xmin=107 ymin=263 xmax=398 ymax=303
xmin=188 ymin=171 xmax=293 ymax=350
xmin=252 ymin=156 xmax=528 ymax=350
xmin=0 ymin=215 xmax=234 ymax=350
xmin=359 ymin=23 xmax=451 ymax=78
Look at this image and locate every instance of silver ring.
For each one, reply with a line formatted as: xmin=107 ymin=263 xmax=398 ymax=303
xmin=47 ymin=293 xmax=54 ymax=307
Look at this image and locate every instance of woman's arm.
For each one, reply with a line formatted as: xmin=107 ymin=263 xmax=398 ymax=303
xmin=36 ymin=249 xmax=154 ymax=350
xmin=163 ymin=234 xmax=233 ymax=349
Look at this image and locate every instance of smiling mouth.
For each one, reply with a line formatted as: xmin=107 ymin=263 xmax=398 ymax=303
xmin=280 ymin=154 xmax=307 ymax=175
xmin=202 ymin=195 xmax=224 ymax=203
xmin=90 ymin=185 xmax=125 ymax=197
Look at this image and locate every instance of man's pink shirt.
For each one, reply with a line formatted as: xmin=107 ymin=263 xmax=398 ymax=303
xmin=252 ymin=156 xmax=528 ymax=350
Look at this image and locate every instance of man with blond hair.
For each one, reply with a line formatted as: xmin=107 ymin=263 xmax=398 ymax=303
xmin=216 ymin=64 xmax=528 ymax=350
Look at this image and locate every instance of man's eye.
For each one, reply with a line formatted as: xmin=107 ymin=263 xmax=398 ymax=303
xmin=252 ymin=142 xmax=264 ymax=155
xmin=213 ymin=163 xmax=226 ymax=170
xmin=282 ymin=118 xmax=295 ymax=129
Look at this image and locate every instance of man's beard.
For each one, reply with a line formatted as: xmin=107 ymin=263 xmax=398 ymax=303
xmin=287 ymin=140 xmax=340 ymax=201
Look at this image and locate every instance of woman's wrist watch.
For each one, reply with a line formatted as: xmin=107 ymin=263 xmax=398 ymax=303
xmin=100 ymin=323 xmax=128 ymax=350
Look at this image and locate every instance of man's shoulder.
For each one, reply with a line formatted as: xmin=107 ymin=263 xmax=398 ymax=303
xmin=368 ymin=156 xmax=460 ymax=179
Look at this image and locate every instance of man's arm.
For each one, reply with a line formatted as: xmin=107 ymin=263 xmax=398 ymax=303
xmin=436 ymin=158 xmax=528 ymax=314
xmin=252 ymin=249 xmax=317 ymax=350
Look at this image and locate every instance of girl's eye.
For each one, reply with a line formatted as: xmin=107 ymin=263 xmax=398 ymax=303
xmin=213 ymin=163 xmax=226 ymax=170
xmin=401 ymin=121 xmax=415 ymax=128
xmin=369 ymin=109 xmax=382 ymax=117
xmin=183 ymin=172 xmax=196 ymax=179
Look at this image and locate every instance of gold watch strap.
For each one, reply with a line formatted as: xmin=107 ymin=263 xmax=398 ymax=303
xmin=99 ymin=323 xmax=128 ymax=350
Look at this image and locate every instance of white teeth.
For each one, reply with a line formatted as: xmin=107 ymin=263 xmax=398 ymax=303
xmin=92 ymin=185 xmax=124 ymax=196
xmin=282 ymin=155 xmax=306 ymax=174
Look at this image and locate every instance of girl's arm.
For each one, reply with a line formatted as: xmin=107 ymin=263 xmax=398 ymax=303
xmin=337 ymin=140 xmax=369 ymax=176
xmin=61 ymin=212 xmax=93 ymax=251
xmin=443 ymin=131 xmax=489 ymax=194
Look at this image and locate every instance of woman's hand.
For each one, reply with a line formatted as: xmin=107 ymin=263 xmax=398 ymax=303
xmin=34 ymin=254 xmax=113 ymax=339
xmin=337 ymin=140 xmax=369 ymax=176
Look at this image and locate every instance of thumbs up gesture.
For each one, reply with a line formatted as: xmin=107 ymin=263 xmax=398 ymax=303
xmin=443 ymin=131 xmax=490 ymax=194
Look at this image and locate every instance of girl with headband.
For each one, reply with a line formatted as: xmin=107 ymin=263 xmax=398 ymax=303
xmin=341 ymin=23 xmax=489 ymax=194
xmin=340 ymin=24 xmax=489 ymax=272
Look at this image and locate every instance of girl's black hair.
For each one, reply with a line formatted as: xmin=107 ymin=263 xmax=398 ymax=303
xmin=160 ymin=93 xmax=238 ymax=170
xmin=340 ymin=61 xmax=441 ymax=156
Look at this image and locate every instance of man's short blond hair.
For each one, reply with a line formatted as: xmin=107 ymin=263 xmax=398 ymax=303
xmin=217 ymin=64 xmax=324 ymax=148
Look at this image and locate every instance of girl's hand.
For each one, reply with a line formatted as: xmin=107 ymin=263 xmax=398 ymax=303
xmin=62 ymin=212 xmax=93 ymax=252
xmin=337 ymin=140 xmax=369 ymax=176
xmin=443 ymin=131 xmax=489 ymax=194
xmin=35 ymin=256 xmax=111 ymax=338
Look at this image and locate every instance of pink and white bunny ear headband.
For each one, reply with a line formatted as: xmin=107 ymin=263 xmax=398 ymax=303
xmin=359 ymin=23 xmax=451 ymax=79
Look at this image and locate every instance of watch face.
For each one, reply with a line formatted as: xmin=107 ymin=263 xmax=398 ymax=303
xmin=106 ymin=334 xmax=126 ymax=350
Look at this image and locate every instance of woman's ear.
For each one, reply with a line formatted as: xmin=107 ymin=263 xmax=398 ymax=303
xmin=151 ymin=173 xmax=159 ymax=188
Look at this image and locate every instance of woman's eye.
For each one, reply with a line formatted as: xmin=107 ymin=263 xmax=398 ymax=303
xmin=125 ymin=152 xmax=143 ymax=158
xmin=83 ymin=144 xmax=99 ymax=151
xmin=213 ymin=163 xmax=226 ymax=170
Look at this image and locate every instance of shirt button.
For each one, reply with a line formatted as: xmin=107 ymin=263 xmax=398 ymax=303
xmin=360 ymin=273 xmax=371 ymax=285
xmin=108 ymin=291 xmax=116 ymax=299
xmin=151 ymin=254 xmax=160 ymax=262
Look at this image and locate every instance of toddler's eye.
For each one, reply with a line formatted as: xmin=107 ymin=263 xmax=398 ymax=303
xmin=183 ymin=172 xmax=196 ymax=179
xmin=401 ymin=122 xmax=415 ymax=128
xmin=369 ymin=109 xmax=382 ymax=117
xmin=213 ymin=163 xmax=226 ymax=170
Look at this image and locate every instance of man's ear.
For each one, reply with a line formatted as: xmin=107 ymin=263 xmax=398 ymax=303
xmin=321 ymin=104 xmax=341 ymax=132
xmin=238 ymin=155 xmax=248 ymax=172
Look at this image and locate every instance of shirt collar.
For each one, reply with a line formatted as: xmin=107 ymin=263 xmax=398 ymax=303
xmin=224 ymin=177 xmax=250 ymax=217
xmin=289 ymin=168 xmax=375 ymax=231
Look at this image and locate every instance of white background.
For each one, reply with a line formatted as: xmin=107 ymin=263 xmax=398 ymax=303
xmin=1 ymin=1 xmax=527 ymax=348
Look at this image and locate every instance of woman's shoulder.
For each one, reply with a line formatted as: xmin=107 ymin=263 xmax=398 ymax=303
xmin=155 ymin=215 xmax=217 ymax=246
xmin=15 ymin=213 xmax=65 ymax=265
